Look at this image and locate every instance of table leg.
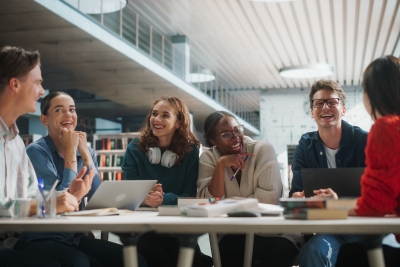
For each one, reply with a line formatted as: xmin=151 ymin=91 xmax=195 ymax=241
xmin=243 ymin=233 xmax=254 ymax=267
xmin=209 ymin=232 xmax=221 ymax=267
xmin=119 ymin=233 xmax=145 ymax=267
xmin=360 ymin=234 xmax=386 ymax=267
xmin=101 ymin=231 xmax=109 ymax=241
xmin=367 ymin=248 xmax=386 ymax=267
xmin=176 ymin=234 xmax=199 ymax=267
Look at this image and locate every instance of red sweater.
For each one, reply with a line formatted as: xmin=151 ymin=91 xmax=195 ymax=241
xmin=355 ymin=115 xmax=400 ymax=242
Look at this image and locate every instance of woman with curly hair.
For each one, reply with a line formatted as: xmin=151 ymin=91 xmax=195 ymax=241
xmin=122 ymin=96 xmax=212 ymax=267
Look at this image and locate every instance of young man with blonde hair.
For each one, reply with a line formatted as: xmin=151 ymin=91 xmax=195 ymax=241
xmin=0 ymin=46 xmax=88 ymax=266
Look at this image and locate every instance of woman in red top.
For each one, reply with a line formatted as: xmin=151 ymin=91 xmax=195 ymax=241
xmin=316 ymin=55 xmax=400 ymax=266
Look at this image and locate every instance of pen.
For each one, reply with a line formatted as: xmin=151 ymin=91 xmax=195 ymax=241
xmin=37 ymin=178 xmax=49 ymax=216
xmin=230 ymin=155 xmax=249 ymax=181
xmin=46 ymin=179 xmax=59 ymax=202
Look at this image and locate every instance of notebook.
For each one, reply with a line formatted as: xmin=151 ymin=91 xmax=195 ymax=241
xmin=301 ymin=167 xmax=364 ymax=197
xmin=84 ymin=180 xmax=157 ymax=211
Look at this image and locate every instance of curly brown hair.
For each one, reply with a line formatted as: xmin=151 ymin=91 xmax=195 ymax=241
xmin=138 ymin=96 xmax=200 ymax=166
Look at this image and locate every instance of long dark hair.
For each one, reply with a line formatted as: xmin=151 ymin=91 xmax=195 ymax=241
xmin=138 ymin=96 xmax=200 ymax=166
xmin=362 ymin=55 xmax=400 ymax=119
xmin=203 ymin=111 xmax=237 ymax=147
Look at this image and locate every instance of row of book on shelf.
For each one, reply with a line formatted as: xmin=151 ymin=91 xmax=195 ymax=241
xmin=94 ymin=134 xmax=139 ymax=181
xmin=95 ymin=138 xmax=134 ymax=150
xmin=97 ymin=154 xmax=124 ymax=181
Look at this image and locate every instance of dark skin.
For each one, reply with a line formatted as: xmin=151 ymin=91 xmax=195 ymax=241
xmin=208 ymin=116 xmax=255 ymax=198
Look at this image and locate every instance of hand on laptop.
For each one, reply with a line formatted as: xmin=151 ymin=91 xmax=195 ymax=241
xmin=292 ymin=191 xmax=305 ymax=198
xmin=68 ymin=166 xmax=94 ymax=201
xmin=313 ymin=188 xmax=338 ymax=199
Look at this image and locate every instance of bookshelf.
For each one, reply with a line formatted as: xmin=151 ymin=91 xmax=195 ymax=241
xmin=287 ymin=144 xmax=298 ymax=190
xmin=93 ymin=133 xmax=140 ymax=181
xmin=20 ymin=134 xmax=42 ymax=147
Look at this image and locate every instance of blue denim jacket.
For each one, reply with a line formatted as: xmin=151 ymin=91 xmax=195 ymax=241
xmin=289 ymin=120 xmax=368 ymax=197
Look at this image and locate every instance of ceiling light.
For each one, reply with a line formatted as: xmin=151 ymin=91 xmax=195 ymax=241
xmin=249 ymin=0 xmax=294 ymax=2
xmin=279 ymin=64 xmax=334 ymax=79
xmin=187 ymin=69 xmax=216 ymax=83
xmin=63 ymin=0 xmax=126 ymax=14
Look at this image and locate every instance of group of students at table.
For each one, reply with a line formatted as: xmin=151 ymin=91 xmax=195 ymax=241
xmin=0 ymin=45 xmax=400 ymax=267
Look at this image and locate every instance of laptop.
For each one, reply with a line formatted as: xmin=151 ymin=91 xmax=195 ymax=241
xmin=301 ymin=168 xmax=364 ymax=197
xmin=84 ymin=180 xmax=157 ymax=211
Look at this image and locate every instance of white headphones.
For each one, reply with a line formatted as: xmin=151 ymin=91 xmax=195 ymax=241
xmin=146 ymin=147 xmax=178 ymax=168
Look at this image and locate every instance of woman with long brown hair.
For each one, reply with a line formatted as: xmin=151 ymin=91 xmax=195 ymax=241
xmin=122 ymin=96 xmax=212 ymax=267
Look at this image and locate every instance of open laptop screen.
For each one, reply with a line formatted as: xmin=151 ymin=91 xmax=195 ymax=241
xmin=84 ymin=180 xmax=157 ymax=211
xmin=301 ymin=168 xmax=364 ymax=197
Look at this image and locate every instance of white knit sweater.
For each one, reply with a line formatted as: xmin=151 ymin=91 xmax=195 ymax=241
xmin=197 ymin=136 xmax=282 ymax=203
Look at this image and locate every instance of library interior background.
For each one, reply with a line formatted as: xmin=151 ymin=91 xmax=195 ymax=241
xmin=3 ymin=0 xmax=400 ymax=189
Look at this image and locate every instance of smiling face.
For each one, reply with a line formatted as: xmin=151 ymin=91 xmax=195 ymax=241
xmin=16 ymin=64 xmax=44 ymax=114
xmin=40 ymin=94 xmax=77 ymax=135
xmin=210 ymin=116 xmax=244 ymax=156
xmin=311 ymin=89 xmax=346 ymax=130
xmin=149 ymin=100 xmax=181 ymax=146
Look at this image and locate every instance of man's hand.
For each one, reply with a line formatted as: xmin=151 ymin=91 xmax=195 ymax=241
xmin=68 ymin=166 xmax=94 ymax=201
xmin=292 ymin=191 xmax=305 ymax=198
xmin=313 ymin=188 xmax=338 ymax=199
xmin=56 ymin=191 xmax=79 ymax=212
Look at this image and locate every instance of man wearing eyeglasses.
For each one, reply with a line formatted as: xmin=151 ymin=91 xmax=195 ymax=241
xmin=289 ymin=79 xmax=368 ymax=267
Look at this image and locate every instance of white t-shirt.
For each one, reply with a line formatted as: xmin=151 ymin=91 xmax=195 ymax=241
xmin=324 ymin=145 xmax=338 ymax=168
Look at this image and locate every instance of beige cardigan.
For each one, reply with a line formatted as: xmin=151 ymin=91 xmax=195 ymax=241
xmin=197 ymin=136 xmax=304 ymax=250
xmin=197 ymin=136 xmax=282 ymax=204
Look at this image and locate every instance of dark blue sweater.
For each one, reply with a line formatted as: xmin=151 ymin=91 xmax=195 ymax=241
xmin=122 ymin=138 xmax=199 ymax=205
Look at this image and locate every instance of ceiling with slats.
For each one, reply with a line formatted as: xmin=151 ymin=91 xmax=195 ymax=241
xmin=130 ymin=0 xmax=400 ymax=93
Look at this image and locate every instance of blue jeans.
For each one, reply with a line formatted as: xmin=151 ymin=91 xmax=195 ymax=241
xmin=14 ymin=236 xmax=148 ymax=267
xmin=298 ymin=234 xmax=364 ymax=267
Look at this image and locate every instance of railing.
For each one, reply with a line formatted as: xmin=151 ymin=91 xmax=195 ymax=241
xmin=60 ymin=0 xmax=260 ymax=129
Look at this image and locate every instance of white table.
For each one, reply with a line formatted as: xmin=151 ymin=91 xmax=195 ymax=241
xmin=1 ymin=213 xmax=399 ymax=267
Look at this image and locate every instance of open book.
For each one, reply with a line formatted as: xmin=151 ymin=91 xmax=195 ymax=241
xmin=64 ymin=208 xmax=135 ymax=216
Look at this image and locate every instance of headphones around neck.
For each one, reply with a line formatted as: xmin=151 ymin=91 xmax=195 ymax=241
xmin=146 ymin=147 xmax=178 ymax=168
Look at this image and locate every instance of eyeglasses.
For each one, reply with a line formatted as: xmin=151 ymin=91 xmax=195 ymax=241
xmin=312 ymin=98 xmax=340 ymax=108
xmin=219 ymin=125 xmax=244 ymax=141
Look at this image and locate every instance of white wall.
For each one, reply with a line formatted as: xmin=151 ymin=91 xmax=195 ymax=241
xmin=259 ymin=86 xmax=373 ymax=189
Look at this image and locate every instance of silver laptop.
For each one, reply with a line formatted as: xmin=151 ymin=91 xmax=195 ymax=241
xmin=302 ymin=168 xmax=364 ymax=197
xmin=84 ymin=180 xmax=157 ymax=211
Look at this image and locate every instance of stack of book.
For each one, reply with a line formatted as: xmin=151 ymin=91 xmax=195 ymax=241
xmin=186 ymin=198 xmax=259 ymax=217
xmin=158 ymin=198 xmax=211 ymax=216
xmin=279 ymin=198 xmax=357 ymax=220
